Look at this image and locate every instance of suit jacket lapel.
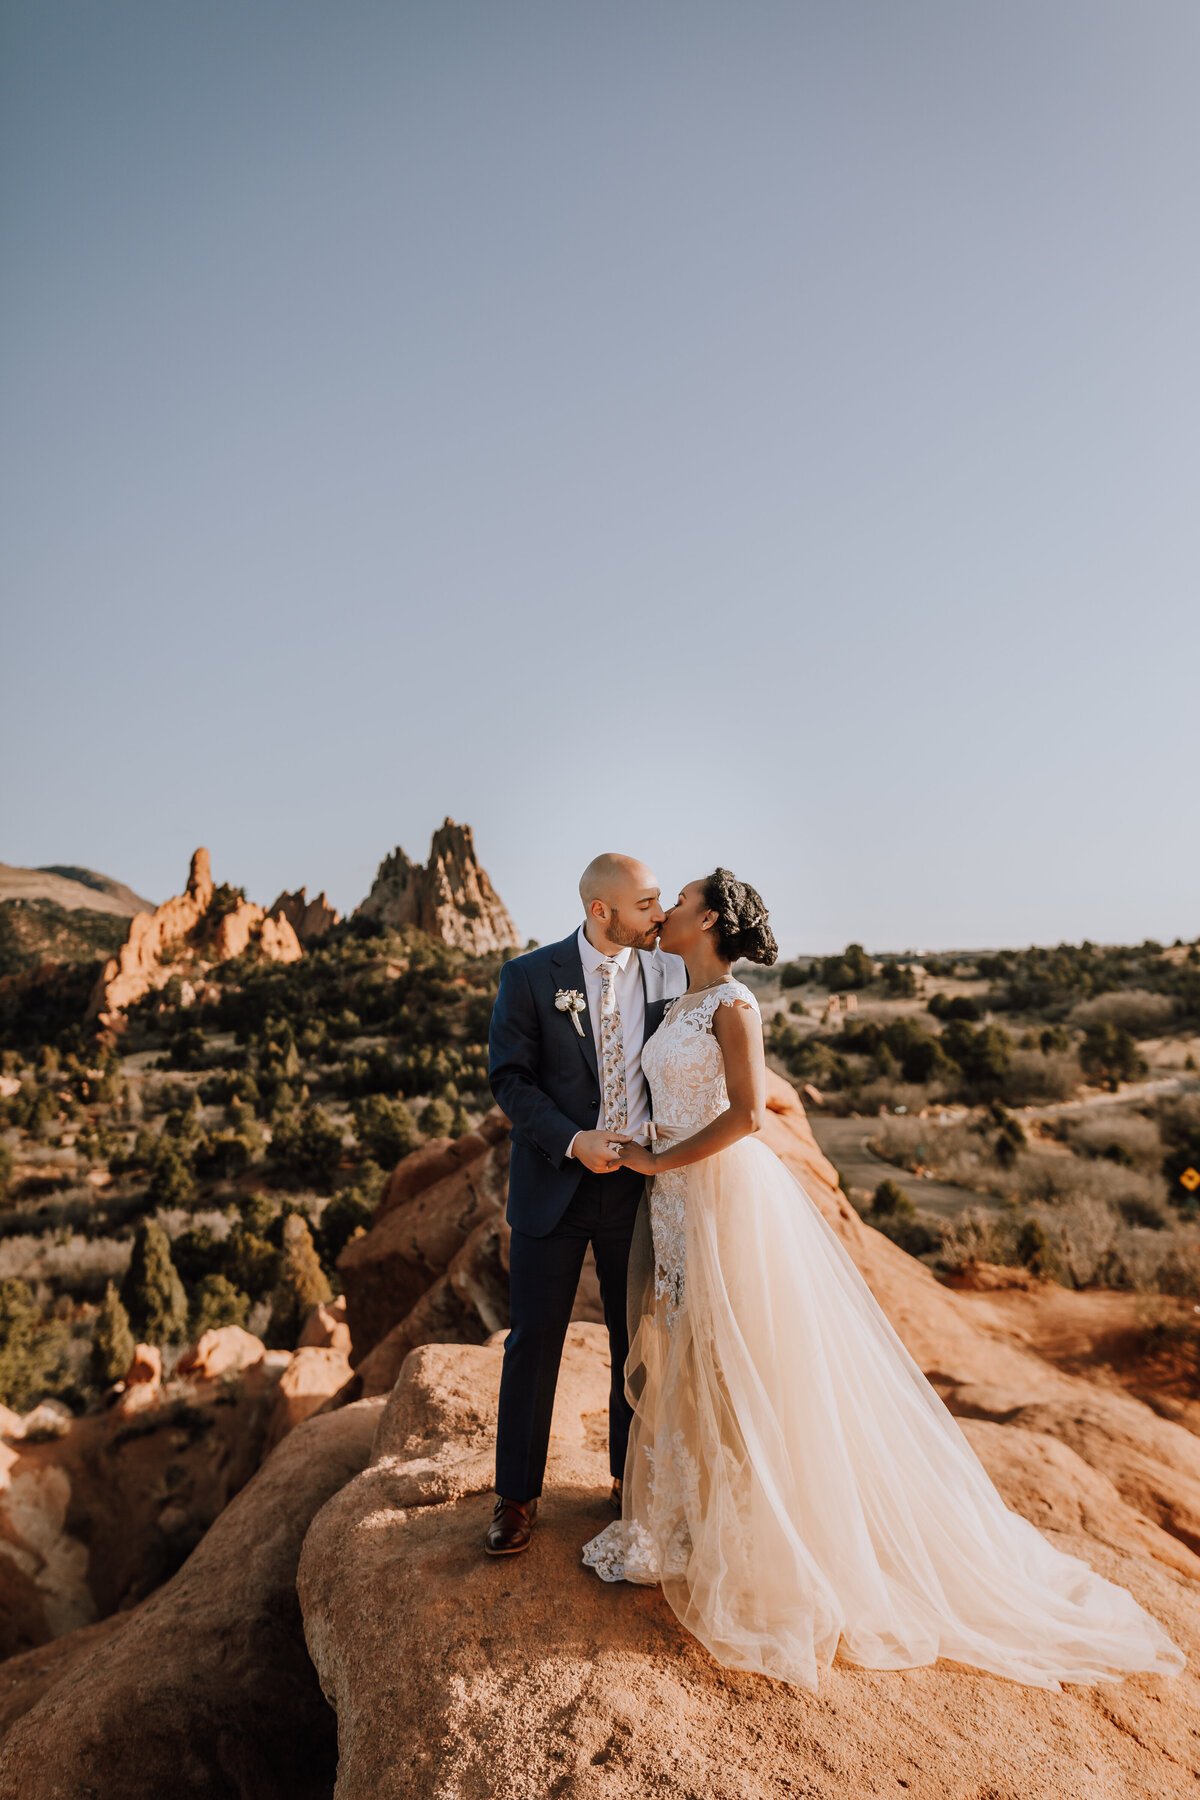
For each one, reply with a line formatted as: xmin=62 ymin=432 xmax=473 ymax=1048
xmin=638 ymin=947 xmax=670 ymax=1042
xmin=550 ymin=931 xmax=599 ymax=1083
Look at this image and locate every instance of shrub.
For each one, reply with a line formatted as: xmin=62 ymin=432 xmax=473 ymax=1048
xmin=1079 ymin=1023 xmax=1146 ymax=1090
xmin=0 ymin=1278 xmax=72 ymax=1413
xmin=779 ymin=961 xmax=809 ymax=989
xmin=1066 ymin=1112 xmax=1163 ymax=1174
xmin=816 ymin=944 xmax=875 ymax=991
xmin=352 ymin=1094 xmax=416 ymax=1167
xmin=1070 ymin=991 xmax=1176 ymax=1037
xmin=189 ymin=1273 xmax=250 ymax=1334
xmin=998 ymin=1050 xmax=1081 ymax=1106
xmin=871 ymin=1179 xmax=914 ymax=1218
xmin=147 ymin=1138 xmax=196 ymax=1210
xmin=271 ymin=1105 xmax=344 ymax=1189
xmin=318 ymin=1180 xmax=379 ymax=1267
xmin=881 ymin=963 xmax=917 ymax=997
xmin=928 ymin=994 xmax=983 ymax=1023
xmin=90 ymin=1281 xmax=135 ymax=1385
xmin=266 ymin=1213 xmax=332 ymax=1349
xmin=120 ymin=1220 xmax=188 ymax=1344
xmin=419 ymin=1098 xmax=455 ymax=1138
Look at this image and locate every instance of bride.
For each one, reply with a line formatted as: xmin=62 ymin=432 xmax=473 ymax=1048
xmin=581 ymin=870 xmax=1186 ymax=1694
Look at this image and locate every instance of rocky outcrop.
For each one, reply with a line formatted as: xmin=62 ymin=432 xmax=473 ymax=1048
xmin=296 ymin=1323 xmax=1200 ymax=1800
xmin=0 ymin=1401 xmax=383 ymax=1800
xmin=356 ymin=819 xmax=521 ymax=955
xmin=0 ymin=1334 xmax=292 ymax=1658
xmin=87 ymin=848 xmax=302 ymax=1027
xmin=269 ymin=887 xmax=341 ymax=943
xmin=339 ymin=1112 xmax=513 ymax=1361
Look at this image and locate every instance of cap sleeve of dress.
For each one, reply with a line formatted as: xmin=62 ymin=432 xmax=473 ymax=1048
xmin=708 ymin=980 xmax=761 ymax=1021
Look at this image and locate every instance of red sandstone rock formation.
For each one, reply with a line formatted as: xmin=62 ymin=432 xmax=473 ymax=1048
xmin=0 ymin=1337 xmax=293 ymax=1659
xmin=294 ymin=1322 xmax=1200 ymax=1800
xmin=268 ymin=887 xmax=340 ymax=943
xmin=356 ymin=818 xmax=521 ymax=955
xmin=0 ymin=1402 xmax=382 ymax=1799
xmin=87 ymin=848 xmax=302 ymax=1026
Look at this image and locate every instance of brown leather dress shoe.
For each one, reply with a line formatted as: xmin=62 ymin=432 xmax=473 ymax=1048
xmin=484 ymin=1495 xmax=538 ymax=1555
xmin=609 ymin=1478 xmax=622 ymax=1514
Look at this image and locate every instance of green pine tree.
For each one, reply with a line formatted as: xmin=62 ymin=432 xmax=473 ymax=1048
xmin=265 ymin=1213 xmax=332 ymax=1349
xmin=90 ymin=1280 xmax=135 ymax=1385
xmin=120 ymin=1219 xmax=189 ymax=1345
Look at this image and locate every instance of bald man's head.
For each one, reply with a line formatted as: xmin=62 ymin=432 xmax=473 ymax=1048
xmin=579 ymin=854 xmax=665 ymax=953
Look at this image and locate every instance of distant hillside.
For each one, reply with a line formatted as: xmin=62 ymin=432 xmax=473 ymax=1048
xmin=0 ymin=899 xmax=132 ymax=979
xmin=0 ymin=863 xmax=154 ymax=918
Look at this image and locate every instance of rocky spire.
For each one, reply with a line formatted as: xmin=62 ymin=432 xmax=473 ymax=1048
xmin=357 ymin=820 xmax=521 ymax=956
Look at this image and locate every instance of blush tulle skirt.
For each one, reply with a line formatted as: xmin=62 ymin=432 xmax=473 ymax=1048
xmin=582 ymin=1131 xmax=1186 ymax=1694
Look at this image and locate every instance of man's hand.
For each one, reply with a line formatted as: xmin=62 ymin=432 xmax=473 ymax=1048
xmin=569 ymin=1129 xmax=632 ymax=1174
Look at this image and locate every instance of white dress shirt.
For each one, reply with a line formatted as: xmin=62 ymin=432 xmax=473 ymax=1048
xmin=567 ymin=921 xmax=651 ymax=1157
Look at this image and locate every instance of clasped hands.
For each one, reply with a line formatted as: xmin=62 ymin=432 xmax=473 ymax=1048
xmin=569 ymin=1129 xmax=656 ymax=1176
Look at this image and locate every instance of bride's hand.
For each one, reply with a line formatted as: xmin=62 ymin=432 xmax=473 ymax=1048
xmin=615 ymin=1142 xmax=655 ymax=1175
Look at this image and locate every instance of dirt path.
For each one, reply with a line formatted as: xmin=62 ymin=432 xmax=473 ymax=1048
xmin=807 ymin=1114 xmax=998 ymax=1219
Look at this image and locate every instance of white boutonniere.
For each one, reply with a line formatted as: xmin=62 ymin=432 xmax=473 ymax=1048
xmin=554 ymin=989 xmax=587 ymax=1036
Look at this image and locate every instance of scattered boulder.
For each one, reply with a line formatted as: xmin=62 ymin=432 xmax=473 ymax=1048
xmin=175 ymin=1325 xmax=266 ymax=1382
xmin=0 ymin=1400 xmax=384 ymax=1799
xmin=264 ymin=1347 xmax=355 ymax=1453
xmin=110 ymin=1343 xmax=162 ymax=1415
xmin=298 ymin=1297 xmax=352 ymax=1355
xmin=356 ymin=819 xmax=521 ymax=955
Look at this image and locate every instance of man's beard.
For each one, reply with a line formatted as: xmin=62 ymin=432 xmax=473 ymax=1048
xmin=607 ymin=908 xmax=658 ymax=949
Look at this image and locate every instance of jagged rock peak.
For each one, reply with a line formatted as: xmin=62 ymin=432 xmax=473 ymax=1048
xmin=357 ymin=819 xmax=521 ymax=956
xmin=187 ymin=847 xmax=213 ymax=908
xmin=268 ymin=887 xmax=340 ymax=944
xmin=87 ymin=848 xmax=302 ymax=1028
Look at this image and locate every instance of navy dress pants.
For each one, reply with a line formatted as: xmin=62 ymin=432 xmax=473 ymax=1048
xmin=495 ymin=1164 xmax=645 ymax=1503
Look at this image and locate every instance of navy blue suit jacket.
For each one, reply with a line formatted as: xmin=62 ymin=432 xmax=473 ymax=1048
xmin=488 ymin=930 xmax=686 ymax=1238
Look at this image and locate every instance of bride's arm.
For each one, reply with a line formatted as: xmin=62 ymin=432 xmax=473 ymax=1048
xmin=618 ymin=999 xmax=767 ymax=1175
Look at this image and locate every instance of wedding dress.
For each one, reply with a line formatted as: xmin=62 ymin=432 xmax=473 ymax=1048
xmin=581 ymin=980 xmax=1186 ymax=1693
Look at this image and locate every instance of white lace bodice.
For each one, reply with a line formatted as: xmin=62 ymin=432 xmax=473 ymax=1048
xmin=641 ymin=979 xmax=761 ymax=1332
xmin=642 ymin=978 xmax=761 ymax=1134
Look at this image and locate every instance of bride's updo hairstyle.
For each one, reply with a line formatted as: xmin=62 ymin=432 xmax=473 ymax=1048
xmin=701 ymin=868 xmax=779 ymax=967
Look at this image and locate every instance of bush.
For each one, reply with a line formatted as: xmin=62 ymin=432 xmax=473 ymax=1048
xmin=189 ymin=1273 xmax=250 ymax=1334
xmin=998 ymin=1050 xmax=1081 ymax=1106
xmin=352 ymin=1094 xmax=416 ymax=1167
xmin=871 ymin=1179 xmax=914 ymax=1218
xmin=0 ymin=1278 xmax=72 ymax=1413
xmin=881 ymin=963 xmax=917 ymax=997
xmin=271 ymin=1105 xmax=344 ymax=1189
xmin=1070 ymin=991 xmax=1176 ymax=1037
xmin=120 ymin=1220 xmax=188 ymax=1345
xmin=147 ymin=1138 xmax=196 ymax=1210
xmin=1079 ymin=1023 xmax=1146 ymax=1090
xmin=928 ymin=993 xmax=982 ymax=1023
xmin=779 ymin=961 xmax=809 ymax=989
xmin=419 ymin=1098 xmax=455 ymax=1138
xmin=90 ymin=1281 xmax=135 ymax=1385
xmin=816 ymin=944 xmax=875 ymax=991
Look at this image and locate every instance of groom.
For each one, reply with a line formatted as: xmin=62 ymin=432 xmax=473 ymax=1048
xmin=485 ymin=854 xmax=686 ymax=1554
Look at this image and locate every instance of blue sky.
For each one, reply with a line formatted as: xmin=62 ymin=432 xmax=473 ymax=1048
xmin=3 ymin=2 xmax=1197 ymax=954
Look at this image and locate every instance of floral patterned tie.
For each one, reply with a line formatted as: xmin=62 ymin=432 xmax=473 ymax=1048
xmin=599 ymin=958 xmax=628 ymax=1134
